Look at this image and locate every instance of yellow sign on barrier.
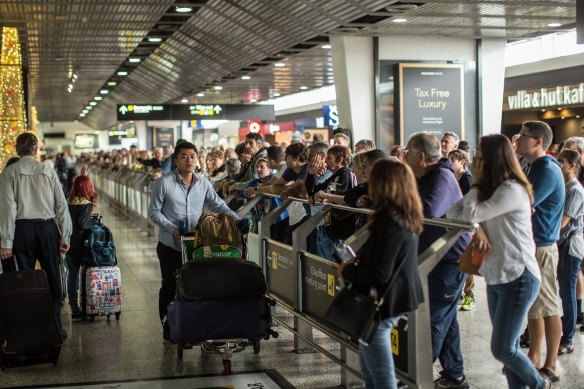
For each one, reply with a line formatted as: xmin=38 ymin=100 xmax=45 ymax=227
xmin=391 ymin=328 xmax=399 ymax=355
xmin=327 ymin=274 xmax=335 ymax=297
xmin=272 ymin=251 xmax=277 ymax=270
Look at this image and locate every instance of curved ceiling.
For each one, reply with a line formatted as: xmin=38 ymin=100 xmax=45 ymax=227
xmin=0 ymin=0 xmax=578 ymax=130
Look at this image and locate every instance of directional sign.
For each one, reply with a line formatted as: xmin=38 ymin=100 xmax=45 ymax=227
xmin=117 ymin=104 xmax=275 ymax=121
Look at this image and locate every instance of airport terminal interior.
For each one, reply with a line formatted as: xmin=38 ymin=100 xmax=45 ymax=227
xmin=1 ymin=1 xmax=584 ymax=388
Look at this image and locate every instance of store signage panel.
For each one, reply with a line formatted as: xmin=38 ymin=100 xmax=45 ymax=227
xmin=323 ymin=104 xmax=339 ymax=128
xmin=398 ymin=63 xmax=464 ymax=143
xmin=118 ymin=104 xmax=275 ymax=121
xmin=505 ymin=83 xmax=584 ymax=110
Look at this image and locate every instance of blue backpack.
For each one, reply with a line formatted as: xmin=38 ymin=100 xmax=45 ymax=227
xmin=86 ymin=221 xmax=117 ymax=267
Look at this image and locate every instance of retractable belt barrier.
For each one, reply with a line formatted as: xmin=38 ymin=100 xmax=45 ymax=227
xmin=85 ymin=165 xmax=476 ymax=389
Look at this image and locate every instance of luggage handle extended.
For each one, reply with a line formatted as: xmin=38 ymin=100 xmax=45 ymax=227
xmin=0 ymin=254 xmax=20 ymax=274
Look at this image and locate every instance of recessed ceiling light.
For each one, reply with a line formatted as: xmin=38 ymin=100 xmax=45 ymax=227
xmin=250 ymin=99 xmax=257 ymax=103
xmin=212 ymin=85 xmax=223 ymax=90
xmin=321 ymin=44 xmax=331 ymax=49
xmin=577 ymin=115 xmax=581 ymax=118
xmin=148 ymin=37 xmax=162 ymax=43
xmin=82 ymin=110 xmax=88 ymax=114
xmin=181 ymin=98 xmax=188 ymax=103
xmin=73 ymin=74 xmax=78 ymax=79
xmin=393 ymin=18 xmax=407 ymax=23
xmin=94 ymin=96 xmax=103 ymax=101
xmin=197 ymin=93 xmax=204 ymax=97
xmin=541 ymin=109 xmax=546 ymax=112
xmin=90 ymin=102 xmax=97 ymax=106
xmin=85 ymin=106 xmax=92 ymax=110
xmin=274 ymin=63 xmax=285 ymax=67
xmin=300 ymin=86 xmax=308 ymax=90
xmin=107 ymin=81 xmax=117 ymax=86
xmin=241 ymin=76 xmax=251 ymax=80
xmin=79 ymin=113 xmax=86 ymax=117
xmin=129 ymin=58 xmax=141 ymax=63
xmin=561 ymin=116 xmax=565 ymax=119
xmin=117 ymin=71 xmax=128 ymax=76
xmin=273 ymin=92 xmax=280 ymax=97
xmin=175 ymin=6 xmax=192 ymax=12
xmin=100 ymin=89 xmax=109 ymax=94
xmin=548 ymin=22 xmax=562 ymax=27
xmin=558 ymin=107 xmax=562 ymax=110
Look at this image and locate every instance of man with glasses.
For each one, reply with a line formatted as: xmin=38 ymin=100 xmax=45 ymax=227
xmin=516 ymin=121 xmax=564 ymax=383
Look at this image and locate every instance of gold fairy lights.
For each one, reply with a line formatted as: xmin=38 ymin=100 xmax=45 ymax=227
xmin=0 ymin=27 xmax=27 ymax=171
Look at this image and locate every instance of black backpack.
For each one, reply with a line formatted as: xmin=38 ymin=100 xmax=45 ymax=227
xmin=85 ymin=221 xmax=117 ymax=267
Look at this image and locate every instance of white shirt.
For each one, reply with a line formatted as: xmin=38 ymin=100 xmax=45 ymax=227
xmin=447 ymin=180 xmax=541 ymax=285
xmin=0 ymin=156 xmax=72 ymax=248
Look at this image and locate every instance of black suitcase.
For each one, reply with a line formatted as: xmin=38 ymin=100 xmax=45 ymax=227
xmin=167 ymin=296 xmax=273 ymax=344
xmin=0 ymin=257 xmax=63 ymax=370
xmin=176 ymin=258 xmax=266 ymax=301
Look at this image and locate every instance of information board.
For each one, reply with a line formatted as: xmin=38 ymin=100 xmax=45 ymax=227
xmin=266 ymin=241 xmax=297 ymax=307
xmin=117 ymin=103 xmax=275 ymax=121
xmin=398 ymin=63 xmax=464 ymax=143
xmin=153 ymin=127 xmax=174 ymax=147
xmin=301 ymin=254 xmax=340 ymax=320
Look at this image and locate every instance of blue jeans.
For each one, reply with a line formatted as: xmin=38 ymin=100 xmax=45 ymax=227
xmin=66 ymin=253 xmax=82 ymax=313
xmin=316 ymin=228 xmax=336 ymax=261
xmin=358 ymin=316 xmax=400 ymax=389
xmin=487 ymin=269 xmax=545 ymax=389
xmin=428 ymin=262 xmax=466 ymax=379
xmin=557 ymin=243 xmax=583 ymax=345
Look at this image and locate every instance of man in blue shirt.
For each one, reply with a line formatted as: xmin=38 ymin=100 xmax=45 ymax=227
xmin=516 ymin=121 xmax=565 ymax=383
xmin=148 ymin=142 xmax=238 ymax=342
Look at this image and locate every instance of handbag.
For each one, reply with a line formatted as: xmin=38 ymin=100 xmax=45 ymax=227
xmin=458 ymin=244 xmax=482 ymax=276
xmin=323 ymin=256 xmax=407 ymax=346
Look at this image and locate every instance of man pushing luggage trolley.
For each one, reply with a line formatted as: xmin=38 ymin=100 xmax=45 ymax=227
xmin=148 ymin=141 xmax=238 ymax=342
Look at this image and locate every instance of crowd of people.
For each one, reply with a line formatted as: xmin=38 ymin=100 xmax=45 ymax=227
xmin=1 ymin=121 xmax=583 ymax=389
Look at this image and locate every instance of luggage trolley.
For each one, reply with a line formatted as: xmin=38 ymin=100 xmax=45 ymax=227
xmin=169 ymin=224 xmax=278 ymax=375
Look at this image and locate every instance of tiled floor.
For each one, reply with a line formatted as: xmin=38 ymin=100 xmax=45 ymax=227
xmin=0 ymin=203 xmax=583 ymax=388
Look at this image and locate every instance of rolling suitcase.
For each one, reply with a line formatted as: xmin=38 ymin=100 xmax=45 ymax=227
xmin=0 ymin=257 xmax=63 ymax=370
xmin=82 ymin=266 xmax=122 ymax=322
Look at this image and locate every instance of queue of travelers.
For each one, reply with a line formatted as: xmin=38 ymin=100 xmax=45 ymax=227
xmin=2 ymin=123 xmax=584 ymax=389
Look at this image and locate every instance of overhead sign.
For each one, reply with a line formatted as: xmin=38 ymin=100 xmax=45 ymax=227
xmin=398 ymin=63 xmax=464 ymax=143
xmin=505 ymin=83 xmax=584 ymax=110
xmin=323 ymin=104 xmax=339 ymax=128
xmin=117 ymin=103 xmax=275 ymax=121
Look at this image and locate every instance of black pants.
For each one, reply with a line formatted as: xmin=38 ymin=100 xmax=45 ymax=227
xmin=12 ymin=219 xmax=63 ymax=328
xmin=156 ymin=242 xmax=182 ymax=324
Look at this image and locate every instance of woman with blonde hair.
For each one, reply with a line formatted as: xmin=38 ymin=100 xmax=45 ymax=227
xmin=336 ymin=159 xmax=425 ymax=388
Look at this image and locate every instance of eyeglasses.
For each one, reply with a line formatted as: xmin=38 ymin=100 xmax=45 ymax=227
xmin=518 ymin=133 xmax=540 ymax=140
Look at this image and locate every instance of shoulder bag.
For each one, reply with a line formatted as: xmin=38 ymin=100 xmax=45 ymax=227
xmin=323 ymin=255 xmax=408 ymax=346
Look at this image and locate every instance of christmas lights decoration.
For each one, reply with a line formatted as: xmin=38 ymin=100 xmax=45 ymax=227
xmin=0 ymin=27 xmax=27 ymax=172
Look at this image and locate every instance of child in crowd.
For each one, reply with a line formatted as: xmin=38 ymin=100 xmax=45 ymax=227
xmin=241 ymin=157 xmax=290 ymax=244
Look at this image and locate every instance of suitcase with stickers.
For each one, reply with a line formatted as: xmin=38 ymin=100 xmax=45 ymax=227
xmin=81 ymin=266 xmax=122 ymax=322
